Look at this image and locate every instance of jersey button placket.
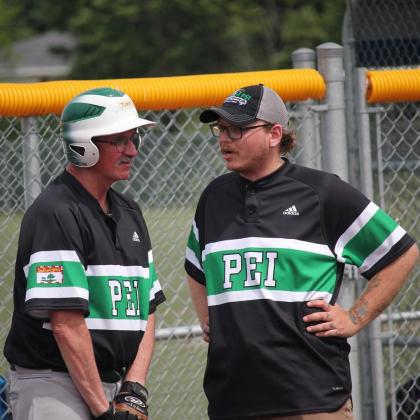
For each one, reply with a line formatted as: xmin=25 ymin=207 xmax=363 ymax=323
xmin=245 ymin=188 xmax=259 ymax=222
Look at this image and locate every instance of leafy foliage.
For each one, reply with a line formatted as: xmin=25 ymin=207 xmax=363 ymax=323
xmin=0 ymin=0 xmax=31 ymax=57
xmin=3 ymin=0 xmax=346 ymax=78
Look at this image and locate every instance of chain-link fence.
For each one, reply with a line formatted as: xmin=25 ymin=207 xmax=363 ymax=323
xmin=344 ymin=1 xmax=420 ymax=419
xmin=0 ymin=102 xmax=321 ymax=419
xmin=348 ymin=0 xmax=420 ymax=68
xmin=372 ymin=103 xmax=420 ymax=420
xmin=1 ymin=95 xmax=418 ymax=420
xmin=0 ymin=17 xmax=419 ymax=419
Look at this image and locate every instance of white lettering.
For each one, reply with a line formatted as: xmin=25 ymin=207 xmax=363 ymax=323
xmin=123 ymin=280 xmax=136 ymax=316
xmin=264 ymin=252 xmax=278 ymax=286
xmin=109 ymin=280 xmax=122 ymax=316
xmin=134 ymin=280 xmax=140 ymax=316
xmin=244 ymin=251 xmax=263 ymax=287
xmin=223 ymin=254 xmax=241 ymax=288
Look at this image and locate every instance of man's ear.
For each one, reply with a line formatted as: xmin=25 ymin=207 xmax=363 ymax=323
xmin=269 ymin=124 xmax=283 ymax=148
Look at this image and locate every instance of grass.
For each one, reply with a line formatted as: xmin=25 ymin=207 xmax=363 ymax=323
xmin=0 ymin=193 xmax=418 ymax=419
xmin=0 ymin=207 xmax=210 ymax=419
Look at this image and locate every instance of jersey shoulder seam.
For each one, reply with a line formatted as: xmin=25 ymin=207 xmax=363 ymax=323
xmin=283 ymin=165 xmax=338 ymax=256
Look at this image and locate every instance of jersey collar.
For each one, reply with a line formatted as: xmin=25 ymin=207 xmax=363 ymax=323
xmin=239 ymin=158 xmax=290 ymax=189
xmin=61 ymin=170 xmax=115 ymax=218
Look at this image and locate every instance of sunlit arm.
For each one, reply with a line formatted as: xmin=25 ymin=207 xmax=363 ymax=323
xmin=50 ymin=310 xmax=109 ymax=417
xmin=187 ymin=274 xmax=209 ymax=342
xmin=305 ymin=244 xmax=418 ymax=338
xmin=125 ymin=313 xmax=156 ymax=386
xmin=348 ymin=243 xmax=419 ymax=331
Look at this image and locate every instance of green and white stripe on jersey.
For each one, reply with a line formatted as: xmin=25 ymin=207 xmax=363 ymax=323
xmin=86 ymin=264 xmax=153 ymax=321
xmin=189 ymin=236 xmax=337 ymax=306
xmin=334 ymin=202 xmax=406 ymax=273
xmin=186 ymin=220 xmax=203 ymax=272
xmin=25 ymin=249 xmax=159 ymax=331
xmin=147 ymin=250 xmax=162 ymax=302
xmin=25 ymin=250 xmax=88 ymax=300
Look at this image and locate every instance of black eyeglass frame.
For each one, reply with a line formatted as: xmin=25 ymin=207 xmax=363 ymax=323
xmin=93 ymin=130 xmax=142 ymax=152
xmin=209 ymin=123 xmax=273 ymax=140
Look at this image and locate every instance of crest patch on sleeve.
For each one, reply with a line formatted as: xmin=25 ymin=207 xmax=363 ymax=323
xmin=36 ymin=265 xmax=64 ymax=284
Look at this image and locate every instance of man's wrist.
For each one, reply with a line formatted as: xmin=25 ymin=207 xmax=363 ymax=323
xmin=93 ymin=402 xmax=113 ymax=419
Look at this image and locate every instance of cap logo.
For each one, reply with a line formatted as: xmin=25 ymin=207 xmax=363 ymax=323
xmin=224 ymin=89 xmax=252 ymax=106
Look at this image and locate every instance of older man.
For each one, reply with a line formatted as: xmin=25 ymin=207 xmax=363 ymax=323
xmin=4 ymin=88 xmax=165 ymax=419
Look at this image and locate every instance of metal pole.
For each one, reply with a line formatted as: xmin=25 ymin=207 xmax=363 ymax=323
xmin=316 ymin=43 xmax=349 ymax=180
xmin=291 ymin=48 xmax=318 ymax=169
xmin=21 ymin=117 xmax=42 ymax=208
xmin=316 ymin=42 xmax=361 ymax=420
xmin=374 ymin=109 xmax=396 ymax=419
xmin=342 ymin=5 xmax=362 ymax=190
xmin=355 ymin=68 xmax=387 ymax=420
xmin=355 ymin=68 xmax=374 ymax=196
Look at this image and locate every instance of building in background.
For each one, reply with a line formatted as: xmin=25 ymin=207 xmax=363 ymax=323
xmin=0 ymin=31 xmax=75 ymax=82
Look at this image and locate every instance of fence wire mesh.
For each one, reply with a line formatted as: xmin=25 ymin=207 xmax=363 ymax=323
xmin=0 ymin=97 xmax=418 ymax=419
xmin=345 ymin=0 xmax=419 ymax=416
xmin=348 ymin=0 xmax=420 ymax=68
xmin=0 ymin=103 xmax=316 ymax=419
xmin=372 ymin=103 xmax=420 ymax=420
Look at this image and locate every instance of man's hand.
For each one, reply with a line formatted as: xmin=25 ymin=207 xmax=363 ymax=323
xmin=113 ymin=381 xmax=148 ymax=420
xmin=303 ymin=300 xmax=360 ymax=338
xmin=94 ymin=403 xmax=139 ymax=419
xmin=202 ymin=317 xmax=210 ymax=343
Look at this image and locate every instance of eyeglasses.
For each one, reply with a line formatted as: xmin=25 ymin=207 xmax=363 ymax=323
xmin=209 ymin=123 xmax=272 ymax=141
xmin=94 ymin=130 xmax=142 ymax=152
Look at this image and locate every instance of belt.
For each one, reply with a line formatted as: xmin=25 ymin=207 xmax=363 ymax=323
xmin=10 ymin=364 xmax=125 ymax=383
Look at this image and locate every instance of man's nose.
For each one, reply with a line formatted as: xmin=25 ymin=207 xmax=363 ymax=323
xmin=125 ymin=139 xmax=138 ymax=156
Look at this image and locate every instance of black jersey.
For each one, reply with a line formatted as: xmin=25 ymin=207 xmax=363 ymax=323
xmin=4 ymin=170 xmax=165 ymax=371
xmin=185 ymin=160 xmax=414 ymax=419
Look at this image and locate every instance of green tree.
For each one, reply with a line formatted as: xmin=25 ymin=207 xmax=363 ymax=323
xmin=70 ymin=0 xmax=346 ymax=78
xmin=277 ymin=0 xmax=346 ymax=66
xmin=0 ymin=0 xmax=31 ymax=57
xmin=3 ymin=0 xmax=346 ymax=78
xmin=8 ymin=0 xmax=83 ymax=32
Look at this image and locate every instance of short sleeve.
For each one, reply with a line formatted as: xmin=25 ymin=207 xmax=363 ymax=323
xmin=321 ymin=177 xmax=415 ymax=279
xmin=147 ymin=250 xmax=166 ymax=313
xmin=185 ymin=208 xmax=206 ymax=284
xmin=21 ymin=204 xmax=89 ymax=320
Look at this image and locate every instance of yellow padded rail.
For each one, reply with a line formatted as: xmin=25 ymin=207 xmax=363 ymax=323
xmin=367 ymin=69 xmax=420 ymax=103
xmin=0 ymin=69 xmax=325 ymax=117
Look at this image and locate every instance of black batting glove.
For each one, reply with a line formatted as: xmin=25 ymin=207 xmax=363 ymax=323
xmin=113 ymin=381 xmax=148 ymax=420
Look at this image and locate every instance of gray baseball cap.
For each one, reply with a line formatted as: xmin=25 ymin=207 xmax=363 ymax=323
xmin=200 ymin=84 xmax=288 ymax=127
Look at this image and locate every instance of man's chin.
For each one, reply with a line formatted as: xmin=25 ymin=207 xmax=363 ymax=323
xmin=114 ymin=170 xmax=130 ymax=181
xmin=226 ymin=162 xmax=241 ymax=172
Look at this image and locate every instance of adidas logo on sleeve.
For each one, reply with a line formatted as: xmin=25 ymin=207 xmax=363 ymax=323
xmin=282 ymin=205 xmax=300 ymax=216
xmin=132 ymin=231 xmax=141 ymax=242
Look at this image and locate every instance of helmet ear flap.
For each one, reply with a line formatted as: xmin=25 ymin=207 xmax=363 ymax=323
xmin=63 ymin=139 xmax=100 ymax=167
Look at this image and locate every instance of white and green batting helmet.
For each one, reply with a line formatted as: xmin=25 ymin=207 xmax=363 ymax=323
xmin=60 ymin=87 xmax=156 ymax=167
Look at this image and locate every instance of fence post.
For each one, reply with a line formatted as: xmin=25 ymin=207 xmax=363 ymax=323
xmin=355 ymin=68 xmax=387 ymax=420
xmin=316 ymin=42 xmax=349 ymax=178
xmin=316 ymin=42 xmax=361 ymax=420
xmin=291 ymin=48 xmax=319 ymax=169
xmin=21 ymin=117 xmax=42 ymax=208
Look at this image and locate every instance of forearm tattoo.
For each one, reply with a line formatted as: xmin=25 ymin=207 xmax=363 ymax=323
xmin=349 ymin=275 xmax=387 ymax=326
xmin=349 ymin=297 xmax=369 ymax=325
